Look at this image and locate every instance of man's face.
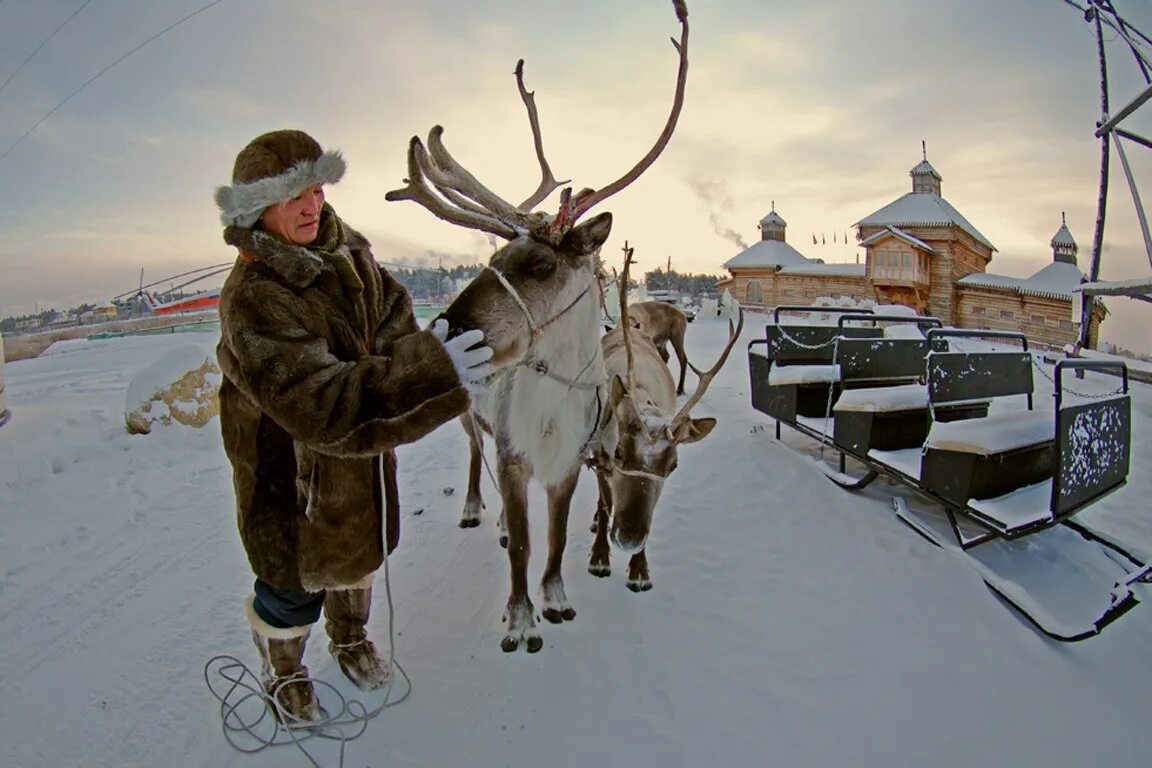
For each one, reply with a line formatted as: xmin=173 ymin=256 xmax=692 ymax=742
xmin=261 ymin=184 xmax=325 ymax=244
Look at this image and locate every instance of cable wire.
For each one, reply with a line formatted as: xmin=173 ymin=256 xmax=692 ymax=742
xmin=0 ymin=0 xmax=95 ymax=98
xmin=0 ymin=0 xmax=226 ymax=165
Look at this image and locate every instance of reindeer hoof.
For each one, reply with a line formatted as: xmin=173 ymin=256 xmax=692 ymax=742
xmin=588 ymin=563 xmax=611 ymax=578
xmin=459 ymin=518 xmax=481 ymax=529
xmin=501 ymin=636 xmax=519 ymax=653
xmin=526 ymin=636 xmax=543 ymax=653
xmin=627 ymin=580 xmax=652 ymax=592
xmin=542 ymin=606 xmax=576 ymax=624
xmin=499 ymin=534 xmax=509 ymax=549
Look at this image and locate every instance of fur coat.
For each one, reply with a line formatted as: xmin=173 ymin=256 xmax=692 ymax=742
xmin=216 ymin=217 xmax=469 ymax=592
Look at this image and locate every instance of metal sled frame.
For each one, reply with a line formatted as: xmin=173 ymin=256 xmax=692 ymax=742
xmin=749 ymin=320 xmax=1149 ymax=641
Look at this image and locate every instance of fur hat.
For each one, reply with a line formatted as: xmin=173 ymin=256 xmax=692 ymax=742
xmin=214 ymin=129 xmax=346 ymax=228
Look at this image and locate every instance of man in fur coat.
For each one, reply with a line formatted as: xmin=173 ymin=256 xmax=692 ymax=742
xmin=214 ymin=130 xmax=492 ymax=725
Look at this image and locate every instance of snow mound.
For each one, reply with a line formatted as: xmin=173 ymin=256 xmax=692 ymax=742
xmin=124 ymin=343 xmax=221 ymax=434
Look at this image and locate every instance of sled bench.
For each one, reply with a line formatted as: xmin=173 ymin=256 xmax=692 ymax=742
xmin=748 ymin=306 xmax=883 ymax=430
xmin=829 ymin=314 xmax=948 ymax=456
xmin=892 ymin=331 xmax=1131 ymax=543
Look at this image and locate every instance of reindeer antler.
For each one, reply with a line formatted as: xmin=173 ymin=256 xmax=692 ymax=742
xmin=672 ymin=306 xmax=744 ymax=427
xmin=618 ymin=241 xmax=638 ymax=395
xmin=386 ymin=1 xmax=689 ymax=244
xmin=515 ymin=60 xmax=571 ymax=211
xmin=556 ymin=0 xmax=690 ymax=229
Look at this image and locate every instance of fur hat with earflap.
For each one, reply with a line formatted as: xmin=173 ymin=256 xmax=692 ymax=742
xmin=214 ymin=129 xmax=346 ymax=228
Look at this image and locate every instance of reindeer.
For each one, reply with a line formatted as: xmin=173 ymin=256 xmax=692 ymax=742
xmin=385 ymin=1 xmax=691 ymax=653
xmin=627 ymin=300 xmax=690 ymax=395
xmin=589 ymin=246 xmax=743 ymax=591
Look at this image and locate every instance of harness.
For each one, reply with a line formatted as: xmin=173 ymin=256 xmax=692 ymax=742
xmin=480 ymin=265 xmax=606 ymax=458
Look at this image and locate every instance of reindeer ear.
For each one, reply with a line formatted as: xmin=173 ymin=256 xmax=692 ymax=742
xmin=563 ymin=212 xmax=613 ymax=256
xmin=674 ymin=417 xmax=717 ymax=444
xmin=609 ymin=374 xmax=628 ymax=408
xmin=609 ymin=374 xmax=639 ymax=422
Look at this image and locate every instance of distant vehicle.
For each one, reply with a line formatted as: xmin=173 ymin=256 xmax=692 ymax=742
xmin=140 ymin=289 xmax=221 ymax=316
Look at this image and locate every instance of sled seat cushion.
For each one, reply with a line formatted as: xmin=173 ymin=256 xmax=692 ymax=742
xmin=767 ymin=364 xmax=840 ymax=386
xmin=925 ymin=411 xmax=1053 ymax=456
xmin=833 ymin=384 xmax=927 ymax=413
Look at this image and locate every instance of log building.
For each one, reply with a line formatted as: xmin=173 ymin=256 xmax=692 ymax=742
xmin=716 ymin=154 xmax=1103 ymax=348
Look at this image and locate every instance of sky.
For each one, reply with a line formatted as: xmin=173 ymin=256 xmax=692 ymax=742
xmin=1 ymin=0 xmax=1151 ymax=351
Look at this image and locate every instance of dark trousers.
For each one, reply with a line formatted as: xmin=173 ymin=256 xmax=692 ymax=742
xmin=253 ymin=579 xmax=325 ymax=629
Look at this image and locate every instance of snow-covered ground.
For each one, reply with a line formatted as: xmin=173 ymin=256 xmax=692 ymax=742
xmin=1 ymin=315 xmax=1150 ymax=768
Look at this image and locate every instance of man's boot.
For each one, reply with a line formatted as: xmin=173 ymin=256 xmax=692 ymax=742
xmin=246 ymin=596 xmax=326 ymax=727
xmin=324 ymin=582 xmax=391 ymax=690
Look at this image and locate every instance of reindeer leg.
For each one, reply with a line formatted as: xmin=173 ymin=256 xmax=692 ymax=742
xmin=541 ymin=465 xmax=580 ymax=623
xmin=459 ymin=415 xmax=484 ymax=528
xmin=497 ymin=453 xmax=541 ymax=652
xmin=588 ymin=470 xmax=612 ymax=578
xmin=627 ymin=549 xmax=652 ymax=592
xmin=674 ymin=338 xmax=688 ymax=396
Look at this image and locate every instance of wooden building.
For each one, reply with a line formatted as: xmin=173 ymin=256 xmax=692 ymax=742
xmin=718 ymin=153 xmax=1102 ymax=348
xmin=957 ymin=217 xmax=1104 ymax=349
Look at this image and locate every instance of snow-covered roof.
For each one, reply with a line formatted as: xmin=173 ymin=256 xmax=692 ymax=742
xmin=1050 ymin=223 xmax=1076 ymax=248
xmin=855 ymin=192 xmax=996 ymax=252
xmin=859 ymin=226 xmax=936 ymax=254
xmin=910 ymin=159 xmax=941 ymax=180
xmin=723 ymin=239 xmax=811 ymax=270
xmin=760 ymin=210 xmax=786 ymax=228
xmin=778 ymin=263 xmax=867 ymax=277
xmin=958 ymin=260 xmax=1086 ymax=301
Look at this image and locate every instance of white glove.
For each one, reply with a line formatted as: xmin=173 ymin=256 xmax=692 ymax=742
xmin=430 ymin=320 xmax=495 ymax=390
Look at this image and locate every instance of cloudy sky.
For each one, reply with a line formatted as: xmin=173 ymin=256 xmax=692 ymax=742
xmin=1 ymin=0 xmax=1151 ymax=350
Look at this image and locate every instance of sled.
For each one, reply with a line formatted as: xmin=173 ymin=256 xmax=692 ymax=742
xmin=749 ymin=311 xmax=1147 ymax=640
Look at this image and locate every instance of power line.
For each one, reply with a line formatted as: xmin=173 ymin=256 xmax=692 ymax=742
xmin=0 ymin=0 xmax=226 ymax=166
xmin=0 ymin=0 xmax=96 ymax=98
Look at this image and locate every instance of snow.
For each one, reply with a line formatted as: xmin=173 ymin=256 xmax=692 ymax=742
xmin=833 ymin=384 xmax=928 ymax=413
xmin=854 ymin=191 xmax=997 ymax=251
xmin=722 ymin=238 xmax=812 ymax=269
xmin=777 ymin=263 xmax=867 ymax=277
xmin=767 ymin=364 xmax=840 ymax=385
xmin=925 ymin=410 xmax=1054 ymax=454
xmin=859 ymin=225 xmax=936 ymax=253
xmin=960 ymin=261 xmax=1086 ymax=301
xmin=2 ymin=319 xmax=1152 ymax=768
xmin=968 ymin=481 xmax=1053 ymax=532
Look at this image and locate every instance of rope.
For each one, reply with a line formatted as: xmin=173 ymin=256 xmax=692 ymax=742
xmin=204 ymin=491 xmax=411 ymax=768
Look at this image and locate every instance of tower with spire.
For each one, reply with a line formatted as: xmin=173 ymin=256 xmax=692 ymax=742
xmin=758 ymin=201 xmax=787 ymax=242
xmin=910 ymin=141 xmax=942 ymax=195
xmin=1051 ymin=213 xmax=1078 ymax=265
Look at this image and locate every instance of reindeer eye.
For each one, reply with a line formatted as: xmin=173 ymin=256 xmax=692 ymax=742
xmin=669 ymin=460 xmax=679 ymax=473
xmin=529 ymin=257 xmax=555 ymax=277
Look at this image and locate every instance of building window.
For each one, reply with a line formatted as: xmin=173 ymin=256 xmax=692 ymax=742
xmin=746 ymin=280 xmax=763 ymax=304
xmin=971 ymin=306 xmax=986 ymax=316
xmin=1000 ymin=310 xmax=1015 ymax=319
xmin=1060 ymin=320 xmax=1074 ymax=330
xmin=1031 ymin=314 xmax=1045 ymax=325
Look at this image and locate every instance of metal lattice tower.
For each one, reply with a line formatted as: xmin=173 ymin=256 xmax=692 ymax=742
xmin=1066 ymin=0 xmax=1152 ymax=347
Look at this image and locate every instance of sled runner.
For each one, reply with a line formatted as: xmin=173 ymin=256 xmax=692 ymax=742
xmin=748 ymin=309 xmax=1149 ymax=641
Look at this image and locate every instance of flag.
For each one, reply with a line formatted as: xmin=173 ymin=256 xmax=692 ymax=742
xmin=822 ymin=233 xmax=825 ymax=245
xmin=812 ymin=233 xmax=817 ymax=245
xmin=833 ymin=232 xmax=838 ymax=244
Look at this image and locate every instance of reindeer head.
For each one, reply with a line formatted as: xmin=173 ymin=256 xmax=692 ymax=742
xmin=385 ymin=1 xmax=689 ymax=370
xmin=440 ymin=214 xmax=612 ymax=366
xmin=599 ymin=244 xmax=743 ymax=553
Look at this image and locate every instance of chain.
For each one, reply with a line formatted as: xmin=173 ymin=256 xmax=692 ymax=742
xmin=774 ymin=325 xmax=839 ymax=350
xmin=1030 ymin=355 xmax=1125 ymax=400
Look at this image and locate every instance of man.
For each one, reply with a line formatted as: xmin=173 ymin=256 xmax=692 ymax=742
xmin=214 ymin=129 xmax=491 ymax=724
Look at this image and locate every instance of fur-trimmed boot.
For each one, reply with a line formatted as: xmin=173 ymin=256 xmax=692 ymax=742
xmin=246 ymin=597 xmax=327 ymax=727
xmin=324 ymin=583 xmax=391 ymax=690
